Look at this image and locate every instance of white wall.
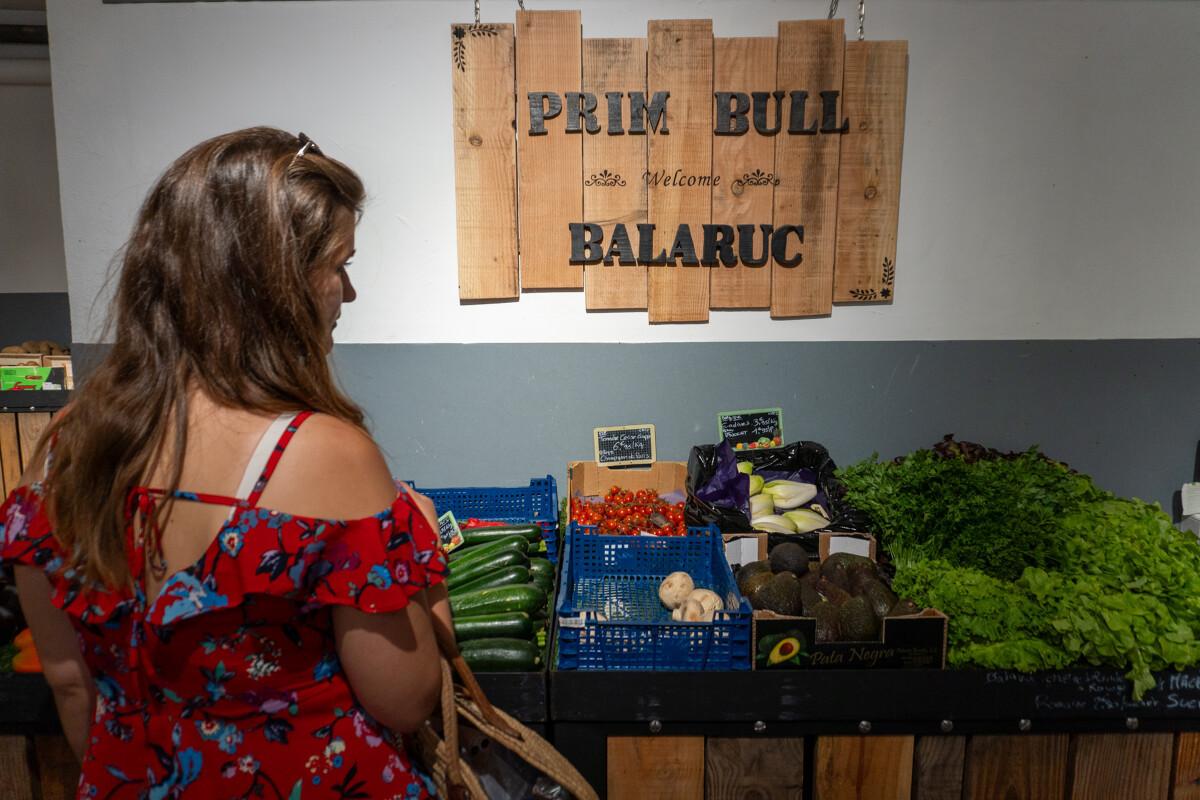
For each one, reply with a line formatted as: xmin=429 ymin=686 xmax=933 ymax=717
xmin=47 ymin=0 xmax=1200 ymax=343
xmin=1 ymin=36 xmax=67 ymax=293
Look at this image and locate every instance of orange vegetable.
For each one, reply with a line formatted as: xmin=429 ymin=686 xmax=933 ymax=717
xmin=13 ymin=628 xmax=34 ymax=651
xmin=12 ymin=648 xmax=41 ymax=673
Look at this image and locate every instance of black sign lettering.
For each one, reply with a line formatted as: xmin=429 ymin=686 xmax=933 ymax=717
xmin=718 ymin=408 xmax=783 ymax=451
xmin=595 ymin=424 xmax=656 ymax=466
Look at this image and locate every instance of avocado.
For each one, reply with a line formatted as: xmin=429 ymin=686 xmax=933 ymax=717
xmin=848 ymin=563 xmax=884 ymax=595
xmin=800 ymin=574 xmax=822 ymax=616
xmin=742 ymin=573 xmax=775 ymax=608
xmin=767 ymin=635 xmax=805 ymax=665
xmin=837 ymin=596 xmax=881 ymax=641
xmin=768 ymin=542 xmax=810 ymax=577
xmin=755 ymin=572 xmax=803 ymax=616
xmin=815 ymin=577 xmax=852 ymax=607
xmin=861 ymin=578 xmax=898 ymax=619
xmin=887 ymin=598 xmax=922 ymax=617
xmin=823 ymin=552 xmax=875 ymax=573
xmin=823 ymin=560 xmax=851 ymax=592
xmin=812 ymin=601 xmax=840 ymax=643
xmin=736 ymin=560 xmax=773 ymax=595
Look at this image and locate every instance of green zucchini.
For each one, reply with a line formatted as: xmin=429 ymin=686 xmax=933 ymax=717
xmin=447 ymin=535 xmax=528 ymax=564
xmin=450 ymin=584 xmax=547 ymax=617
xmin=446 ymin=550 xmax=529 ymax=591
xmin=462 ymin=524 xmax=543 ymax=547
xmin=453 ymin=612 xmax=533 ymax=643
xmin=531 ymin=575 xmax=554 ymax=599
xmin=527 ymin=558 xmax=554 ymax=581
xmin=450 ymin=565 xmax=531 ymax=596
xmin=460 ymin=637 xmax=542 ymax=672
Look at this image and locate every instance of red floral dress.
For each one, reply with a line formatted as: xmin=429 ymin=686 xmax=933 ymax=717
xmin=0 ymin=412 xmax=448 ymax=800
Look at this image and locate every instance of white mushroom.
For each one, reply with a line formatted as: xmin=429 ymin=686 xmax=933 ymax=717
xmin=680 ymin=598 xmax=709 ymax=622
xmin=687 ymin=589 xmax=724 ymax=617
xmin=658 ymin=572 xmax=695 ymax=610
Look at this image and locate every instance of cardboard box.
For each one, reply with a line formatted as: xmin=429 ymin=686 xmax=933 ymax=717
xmin=566 ymin=461 xmax=688 ymax=519
xmin=0 ymin=366 xmax=63 ymax=391
xmin=43 ymin=355 xmax=73 ymax=390
xmin=0 ymin=354 xmax=43 ymax=368
xmin=723 ymin=532 xmax=768 ymax=568
xmin=753 ymin=608 xmax=947 ymax=670
xmin=818 ymin=531 xmax=877 ymax=561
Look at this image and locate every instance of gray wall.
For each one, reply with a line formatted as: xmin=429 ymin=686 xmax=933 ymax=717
xmin=1 ymin=60 xmax=67 ymax=294
xmin=327 ymin=341 xmax=1197 ymax=516
xmin=0 ymin=292 xmax=70 ymax=349
xmin=71 ymin=339 xmax=1200 ymax=517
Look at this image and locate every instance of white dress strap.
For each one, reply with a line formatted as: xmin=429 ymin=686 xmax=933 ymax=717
xmin=225 ymin=412 xmax=298 ymax=521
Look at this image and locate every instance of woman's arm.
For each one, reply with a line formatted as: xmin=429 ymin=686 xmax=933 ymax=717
xmin=261 ymin=419 xmax=448 ymax=733
xmin=13 ymin=565 xmax=94 ymax=761
xmin=11 ymin=427 xmax=94 ymax=762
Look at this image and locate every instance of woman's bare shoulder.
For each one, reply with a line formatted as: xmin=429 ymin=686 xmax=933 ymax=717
xmin=255 ymin=413 xmax=398 ymax=520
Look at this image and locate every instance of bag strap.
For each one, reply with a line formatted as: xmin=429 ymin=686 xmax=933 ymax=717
xmin=429 ymin=611 xmax=600 ymax=800
xmin=437 ymin=658 xmax=470 ymax=800
xmin=429 ymin=605 xmax=523 ymax=741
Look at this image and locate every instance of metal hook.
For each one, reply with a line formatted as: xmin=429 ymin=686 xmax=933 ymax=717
xmin=827 ymin=0 xmax=866 ymax=40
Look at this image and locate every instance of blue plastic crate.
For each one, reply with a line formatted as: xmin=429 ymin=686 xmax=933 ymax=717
xmin=408 ymin=476 xmax=560 ymax=562
xmin=555 ymin=524 xmax=751 ymax=671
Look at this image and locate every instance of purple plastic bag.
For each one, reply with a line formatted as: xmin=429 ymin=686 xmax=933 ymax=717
xmin=695 ymin=440 xmax=752 ymax=516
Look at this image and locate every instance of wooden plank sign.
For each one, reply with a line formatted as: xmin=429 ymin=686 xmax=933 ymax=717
xmin=710 ymin=37 xmax=776 ymax=309
xmin=772 ymin=19 xmax=844 ymax=318
xmin=718 ymin=407 xmax=783 ymax=451
xmin=451 ymin=22 xmax=518 ymax=300
xmin=834 ymin=40 xmax=908 ymax=303
xmin=517 ymin=10 xmax=584 ymax=290
xmin=583 ymin=38 xmax=648 ymax=310
xmin=646 ymin=19 xmax=713 ymax=323
xmin=594 ymin=423 xmax=655 ymax=466
xmin=450 ymin=11 xmax=908 ymax=322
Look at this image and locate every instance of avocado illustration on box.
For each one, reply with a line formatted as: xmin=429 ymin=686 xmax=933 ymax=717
xmin=756 ymin=629 xmax=808 ymax=667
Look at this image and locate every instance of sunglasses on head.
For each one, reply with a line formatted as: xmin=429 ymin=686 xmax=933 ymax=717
xmin=291 ymin=132 xmax=323 ymax=166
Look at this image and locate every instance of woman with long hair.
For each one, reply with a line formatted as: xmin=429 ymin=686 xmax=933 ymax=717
xmin=1 ymin=127 xmax=448 ymax=798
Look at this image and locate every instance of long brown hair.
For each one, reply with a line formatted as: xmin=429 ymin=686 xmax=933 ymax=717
xmin=39 ymin=126 xmax=366 ymax=589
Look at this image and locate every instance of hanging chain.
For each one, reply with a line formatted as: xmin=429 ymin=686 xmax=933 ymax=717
xmin=827 ymin=0 xmax=866 ymax=40
xmin=477 ymin=0 xmax=524 ymax=23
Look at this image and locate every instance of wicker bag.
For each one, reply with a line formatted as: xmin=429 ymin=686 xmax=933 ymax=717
xmin=415 ymin=630 xmax=598 ymax=800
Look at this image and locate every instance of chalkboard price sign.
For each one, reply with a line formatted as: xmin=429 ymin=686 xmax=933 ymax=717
xmin=718 ymin=408 xmax=784 ymax=451
xmin=594 ymin=424 xmax=656 ymax=466
xmin=438 ymin=510 xmax=465 ymax=552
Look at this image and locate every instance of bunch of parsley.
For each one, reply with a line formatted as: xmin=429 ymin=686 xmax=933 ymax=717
xmin=838 ymin=448 xmax=1102 ymax=580
xmin=841 ymin=445 xmax=1200 ymax=697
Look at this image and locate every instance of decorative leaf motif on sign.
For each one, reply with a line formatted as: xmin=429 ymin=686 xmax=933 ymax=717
xmin=880 ymin=257 xmax=895 ymax=299
xmin=451 ymin=24 xmax=501 ymax=72
xmin=732 ymin=169 xmax=781 ymax=192
xmin=849 ymin=258 xmax=896 ymax=302
xmin=584 ymin=170 xmax=627 ymax=187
